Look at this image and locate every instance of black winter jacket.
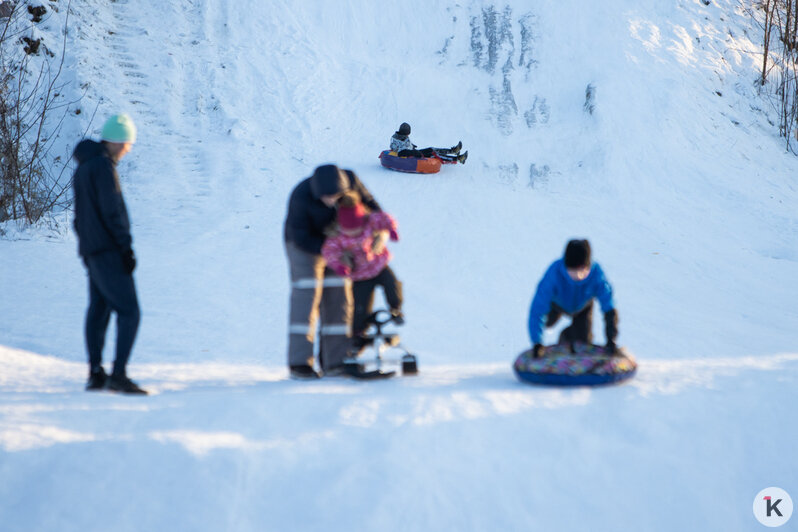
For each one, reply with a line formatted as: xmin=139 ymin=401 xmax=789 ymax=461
xmin=283 ymin=168 xmax=380 ymax=255
xmin=72 ymin=140 xmax=133 ymax=258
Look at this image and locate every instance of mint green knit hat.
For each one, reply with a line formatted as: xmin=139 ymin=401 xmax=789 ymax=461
xmin=101 ymin=114 xmax=137 ymax=144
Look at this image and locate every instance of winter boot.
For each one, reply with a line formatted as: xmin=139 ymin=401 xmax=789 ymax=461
xmin=289 ymin=365 xmax=321 ymax=380
xmin=390 ymin=309 xmax=405 ymax=325
xmin=451 ymin=141 xmax=462 ymax=155
xmin=457 ymin=151 xmax=468 ymax=164
xmin=322 ymin=365 xmax=351 ymax=377
xmin=86 ymin=367 xmax=107 ymax=391
xmin=107 ymin=374 xmax=148 ymax=395
xmin=352 ymin=335 xmax=374 ymax=349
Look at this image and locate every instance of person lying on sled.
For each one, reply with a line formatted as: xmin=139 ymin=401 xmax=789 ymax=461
xmin=527 ymin=239 xmax=619 ymax=358
xmin=390 ymin=122 xmax=467 ymax=164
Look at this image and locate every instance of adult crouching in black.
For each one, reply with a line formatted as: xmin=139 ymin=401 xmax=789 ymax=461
xmin=283 ymin=164 xmax=382 ymax=379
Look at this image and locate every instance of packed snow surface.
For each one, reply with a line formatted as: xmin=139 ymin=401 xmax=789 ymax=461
xmin=1 ymin=0 xmax=797 ymax=530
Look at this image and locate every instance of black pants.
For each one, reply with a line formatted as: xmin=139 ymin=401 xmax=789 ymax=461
xmin=352 ymin=267 xmax=402 ymax=336
xmin=84 ymin=251 xmax=140 ymax=377
xmin=546 ymin=301 xmax=593 ymax=344
xmin=398 ymin=147 xmax=458 ymax=162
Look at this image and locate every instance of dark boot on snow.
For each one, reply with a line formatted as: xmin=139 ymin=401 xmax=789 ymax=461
xmin=451 ymin=141 xmax=462 ymax=154
xmin=390 ymin=309 xmax=405 ymax=325
xmin=457 ymin=151 xmax=468 ymax=164
xmin=86 ymin=367 xmax=107 ymax=391
xmin=289 ymin=365 xmax=321 ymax=380
xmin=107 ymin=374 xmax=148 ymax=395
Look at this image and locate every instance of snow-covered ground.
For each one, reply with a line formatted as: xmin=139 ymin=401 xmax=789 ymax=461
xmin=1 ymin=0 xmax=797 ymax=530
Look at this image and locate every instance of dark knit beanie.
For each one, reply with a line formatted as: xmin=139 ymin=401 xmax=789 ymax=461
xmin=398 ymin=122 xmax=411 ymax=136
xmin=310 ymin=164 xmax=349 ymax=198
xmin=564 ymin=239 xmax=591 ymax=268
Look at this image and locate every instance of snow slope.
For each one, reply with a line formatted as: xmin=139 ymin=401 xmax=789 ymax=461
xmin=1 ymin=0 xmax=797 ymax=530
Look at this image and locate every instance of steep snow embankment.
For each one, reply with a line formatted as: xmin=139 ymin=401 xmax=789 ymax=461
xmin=1 ymin=0 xmax=797 ymax=530
xmin=2 ymin=0 xmax=796 ymax=364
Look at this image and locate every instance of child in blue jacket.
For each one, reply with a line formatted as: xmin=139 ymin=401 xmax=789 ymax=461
xmin=527 ymin=239 xmax=619 ymax=357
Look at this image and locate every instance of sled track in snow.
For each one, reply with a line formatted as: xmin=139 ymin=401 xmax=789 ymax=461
xmin=110 ymin=3 xmax=159 ymax=128
xmin=106 ymin=0 xmax=234 ymax=217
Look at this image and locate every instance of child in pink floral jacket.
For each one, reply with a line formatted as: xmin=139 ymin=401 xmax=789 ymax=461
xmin=322 ymin=191 xmax=403 ymax=341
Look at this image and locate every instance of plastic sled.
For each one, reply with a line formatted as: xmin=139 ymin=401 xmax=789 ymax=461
xmin=344 ymin=310 xmax=418 ymax=378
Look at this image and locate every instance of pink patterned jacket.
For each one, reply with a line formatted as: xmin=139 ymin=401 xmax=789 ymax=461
xmin=321 ymin=212 xmax=399 ymax=281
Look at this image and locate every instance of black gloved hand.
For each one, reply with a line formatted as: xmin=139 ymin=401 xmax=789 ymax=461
xmin=122 ymin=248 xmax=137 ymax=274
xmin=604 ymin=308 xmax=619 ymax=348
xmin=532 ymin=344 xmax=545 ymax=358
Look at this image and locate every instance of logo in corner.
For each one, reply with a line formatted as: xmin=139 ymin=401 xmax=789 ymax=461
xmin=754 ymin=487 xmax=793 ymax=527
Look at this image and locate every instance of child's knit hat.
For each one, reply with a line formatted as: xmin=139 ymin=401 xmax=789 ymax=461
xmin=337 ymin=191 xmax=367 ymax=230
xmin=564 ymin=239 xmax=591 ymax=268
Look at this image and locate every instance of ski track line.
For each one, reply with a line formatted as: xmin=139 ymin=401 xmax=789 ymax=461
xmin=108 ymin=1 xmax=171 ymax=159
xmin=105 ymin=0 xmax=187 ymax=236
xmin=108 ymin=0 xmax=222 ymax=226
xmin=174 ymin=0 xmax=215 ymax=208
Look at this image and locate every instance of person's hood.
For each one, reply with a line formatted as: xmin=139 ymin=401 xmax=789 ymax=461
xmin=72 ymin=139 xmax=108 ymax=164
xmin=309 ymin=164 xmax=349 ymax=198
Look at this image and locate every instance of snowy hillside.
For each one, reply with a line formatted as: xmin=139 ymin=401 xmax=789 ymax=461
xmin=1 ymin=0 xmax=797 ymax=530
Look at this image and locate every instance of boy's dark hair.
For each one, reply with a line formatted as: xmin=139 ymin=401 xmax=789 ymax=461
xmin=338 ymin=190 xmax=362 ymax=209
xmin=564 ymin=239 xmax=591 ymax=268
xmin=398 ymin=122 xmax=411 ymax=136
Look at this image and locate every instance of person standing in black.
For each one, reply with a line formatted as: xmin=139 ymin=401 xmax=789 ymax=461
xmin=72 ymin=114 xmax=146 ymax=394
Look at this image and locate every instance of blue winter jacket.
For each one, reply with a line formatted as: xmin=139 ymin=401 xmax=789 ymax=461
xmin=527 ymin=259 xmax=615 ymax=344
xmin=71 ymin=140 xmax=132 ymax=258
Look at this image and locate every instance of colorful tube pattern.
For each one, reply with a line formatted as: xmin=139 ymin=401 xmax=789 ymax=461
xmin=513 ymin=343 xmax=637 ymax=386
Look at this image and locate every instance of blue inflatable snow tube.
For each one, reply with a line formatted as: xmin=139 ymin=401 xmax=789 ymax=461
xmin=513 ymin=343 xmax=637 ymax=386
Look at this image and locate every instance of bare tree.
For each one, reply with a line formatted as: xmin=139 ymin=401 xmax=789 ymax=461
xmin=761 ymin=0 xmax=774 ymax=85
xmin=1 ymin=0 xmax=77 ymax=226
xmin=752 ymin=0 xmax=798 ymax=152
